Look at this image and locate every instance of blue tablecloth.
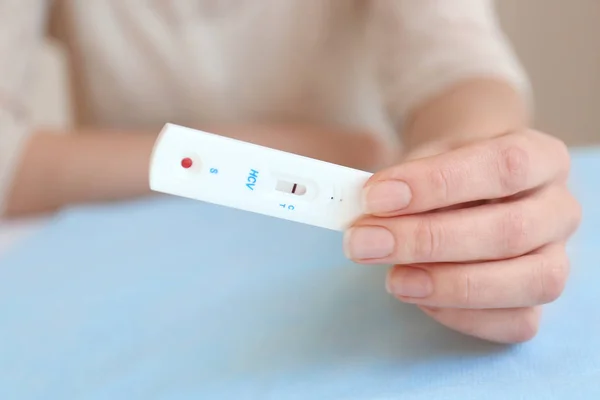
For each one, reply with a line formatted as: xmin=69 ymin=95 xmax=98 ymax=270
xmin=1 ymin=148 xmax=599 ymax=399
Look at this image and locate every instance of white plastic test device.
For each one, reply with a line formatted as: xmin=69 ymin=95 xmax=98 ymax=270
xmin=149 ymin=123 xmax=373 ymax=231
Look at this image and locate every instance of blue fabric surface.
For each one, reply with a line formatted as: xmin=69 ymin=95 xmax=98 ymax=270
xmin=1 ymin=149 xmax=599 ymax=399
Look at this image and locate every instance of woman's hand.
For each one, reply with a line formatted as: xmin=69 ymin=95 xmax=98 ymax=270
xmin=344 ymin=128 xmax=581 ymax=343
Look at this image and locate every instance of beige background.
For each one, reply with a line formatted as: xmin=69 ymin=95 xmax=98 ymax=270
xmin=498 ymin=0 xmax=600 ymax=146
xmin=32 ymin=1 xmax=600 ymax=146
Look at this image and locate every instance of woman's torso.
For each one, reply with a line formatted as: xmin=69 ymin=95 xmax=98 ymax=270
xmin=49 ymin=0 xmax=396 ymax=140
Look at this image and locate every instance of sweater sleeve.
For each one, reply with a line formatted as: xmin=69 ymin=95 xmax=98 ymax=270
xmin=376 ymin=0 xmax=531 ymax=128
xmin=0 ymin=0 xmax=48 ymax=213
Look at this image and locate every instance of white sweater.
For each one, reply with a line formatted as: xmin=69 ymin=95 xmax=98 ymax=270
xmin=0 ymin=0 xmax=530 ymax=211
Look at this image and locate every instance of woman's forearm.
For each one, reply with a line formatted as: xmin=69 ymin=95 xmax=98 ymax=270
xmin=5 ymin=130 xmax=157 ymax=216
xmin=401 ymin=78 xmax=530 ymax=155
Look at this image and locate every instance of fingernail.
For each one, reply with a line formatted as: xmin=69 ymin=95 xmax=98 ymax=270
xmin=362 ymin=180 xmax=412 ymax=214
xmin=386 ymin=266 xmax=433 ymax=298
xmin=344 ymin=226 xmax=395 ymax=260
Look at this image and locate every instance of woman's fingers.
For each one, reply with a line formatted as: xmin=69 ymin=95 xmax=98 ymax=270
xmin=386 ymin=244 xmax=569 ymax=309
xmin=344 ymin=185 xmax=581 ymax=264
xmin=362 ymin=130 xmax=570 ymax=216
xmin=419 ymin=306 xmax=543 ymax=344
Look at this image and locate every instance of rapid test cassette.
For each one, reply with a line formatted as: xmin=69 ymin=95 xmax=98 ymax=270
xmin=149 ymin=123 xmax=373 ymax=231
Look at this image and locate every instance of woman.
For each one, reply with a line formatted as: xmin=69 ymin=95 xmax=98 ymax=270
xmin=0 ymin=0 xmax=581 ymax=343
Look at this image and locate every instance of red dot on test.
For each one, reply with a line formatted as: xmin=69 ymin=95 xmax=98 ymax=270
xmin=181 ymin=157 xmax=193 ymax=169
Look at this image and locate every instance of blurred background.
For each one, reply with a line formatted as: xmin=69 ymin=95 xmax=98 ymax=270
xmin=499 ymin=0 xmax=599 ymax=146
xmin=32 ymin=0 xmax=599 ymax=147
